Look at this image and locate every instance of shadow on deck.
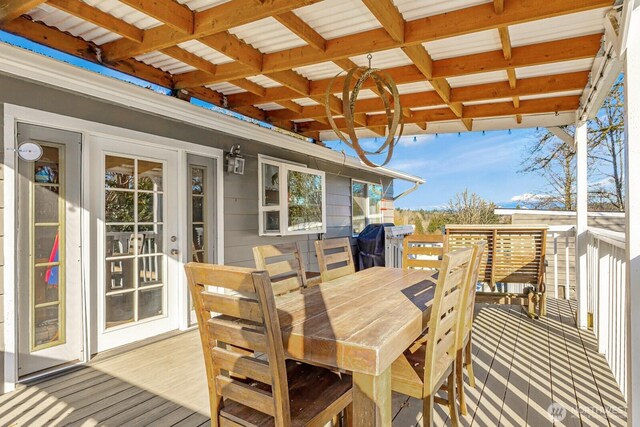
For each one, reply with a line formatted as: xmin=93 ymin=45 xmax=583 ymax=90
xmin=0 ymin=299 xmax=627 ymax=426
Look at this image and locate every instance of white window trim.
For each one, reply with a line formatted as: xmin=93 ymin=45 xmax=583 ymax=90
xmin=352 ymin=180 xmax=384 ymax=237
xmin=258 ymin=155 xmax=326 ymax=236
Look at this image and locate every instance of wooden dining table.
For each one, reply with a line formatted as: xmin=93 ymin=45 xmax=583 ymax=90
xmin=275 ymin=266 xmax=438 ymax=427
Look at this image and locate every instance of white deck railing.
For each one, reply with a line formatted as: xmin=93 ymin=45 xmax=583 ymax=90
xmin=548 ymin=225 xmax=575 ymax=300
xmin=587 ymin=226 xmax=627 ymax=399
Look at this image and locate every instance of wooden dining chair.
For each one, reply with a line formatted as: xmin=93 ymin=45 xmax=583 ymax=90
xmin=314 ymin=238 xmax=355 ymax=282
xmin=185 ymin=263 xmax=353 ymax=427
xmin=253 ymin=242 xmax=314 ymax=296
xmin=390 ymin=247 xmax=474 ymax=427
xmin=455 ymin=241 xmax=486 ymax=416
xmin=402 ymin=234 xmax=446 ymax=270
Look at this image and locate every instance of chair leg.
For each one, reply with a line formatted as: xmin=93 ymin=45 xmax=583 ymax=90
xmin=540 ymin=292 xmax=547 ymax=317
xmin=342 ymin=404 xmax=353 ymax=427
xmin=422 ymin=394 xmax=435 ymax=427
xmin=456 ymin=349 xmax=468 ymax=416
xmin=527 ymin=292 xmax=536 ymax=318
xmin=465 ymin=337 xmax=475 ymax=389
xmin=447 ymin=368 xmax=460 ymax=427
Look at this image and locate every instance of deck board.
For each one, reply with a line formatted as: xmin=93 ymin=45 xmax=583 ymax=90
xmin=0 ymin=300 xmax=627 ymax=426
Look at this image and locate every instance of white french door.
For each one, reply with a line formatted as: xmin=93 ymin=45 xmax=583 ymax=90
xmin=16 ymin=123 xmax=83 ymax=378
xmin=90 ymin=136 xmax=180 ymax=352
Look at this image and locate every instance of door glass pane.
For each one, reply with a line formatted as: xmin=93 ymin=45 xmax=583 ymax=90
xmin=105 ymin=156 xmax=134 ymax=189
xmin=35 ymin=186 xmax=60 ymax=223
xmin=264 ymin=211 xmax=280 ymax=232
xmin=30 ymin=145 xmax=65 ymax=350
xmin=262 ymin=163 xmax=280 ymax=206
xmin=34 ymin=306 xmax=60 ymax=347
xmin=106 ymin=293 xmax=135 ymax=328
xmin=105 ymin=191 xmax=135 ymax=222
xmin=368 ymin=184 xmax=383 ymax=221
xmin=139 ymin=288 xmax=163 ymax=320
xmin=189 ymin=166 xmax=207 ymax=264
xmin=104 ymin=155 xmax=166 ymax=329
xmin=138 ymin=160 xmax=163 ymax=191
xmin=287 ymin=170 xmax=323 ymax=232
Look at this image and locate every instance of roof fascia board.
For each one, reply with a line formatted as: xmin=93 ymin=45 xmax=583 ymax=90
xmin=0 ymin=42 xmax=424 ymax=184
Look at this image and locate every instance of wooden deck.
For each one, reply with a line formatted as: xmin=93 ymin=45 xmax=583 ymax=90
xmin=0 ymin=299 xmax=627 ymax=427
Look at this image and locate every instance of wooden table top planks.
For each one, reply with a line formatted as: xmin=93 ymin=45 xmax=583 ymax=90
xmin=275 ymin=267 xmax=438 ymax=376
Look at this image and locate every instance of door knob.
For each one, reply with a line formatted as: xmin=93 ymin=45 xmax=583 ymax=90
xmin=171 ymin=249 xmax=180 ymax=255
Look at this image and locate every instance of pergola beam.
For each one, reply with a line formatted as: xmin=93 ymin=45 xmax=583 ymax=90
xmin=362 ymin=0 xmax=405 ymax=43
xmin=119 ymin=0 xmax=194 ymax=34
xmin=263 ymin=72 xmax=588 ymax=122
xmin=297 ymin=96 xmax=579 ymax=132
xmin=0 ymin=0 xmax=46 ymax=25
xmin=48 ymin=0 xmax=144 ymax=42
xmin=274 ymin=11 xmax=326 ymax=51
xmin=175 ymin=33 xmax=601 ymax=89
xmin=101 ymin=0 xmax=322 ymax=61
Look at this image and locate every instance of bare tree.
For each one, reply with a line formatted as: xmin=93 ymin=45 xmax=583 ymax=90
xmin=588 ymin=80 xmax=625 ymax=211
xmin=445 ymin=189 xmax=502 ymax=224
xmin=519 ymin=127 xmax=576 ymax=210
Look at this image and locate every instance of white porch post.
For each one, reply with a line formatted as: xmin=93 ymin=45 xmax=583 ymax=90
xmin=575 ymin=121 xmax=589 ymax=329
xmin=624 ymin=4 xmax=640 ymax=424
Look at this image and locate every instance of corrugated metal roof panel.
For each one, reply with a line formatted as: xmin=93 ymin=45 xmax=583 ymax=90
xmin=397 ymin=81 xmax=433 ymax=94
xmin=68 ymin=0 xmax=162 ymax=29
xmin=294 ymin=62 xmax=344 ymax=80
xmin=292 ymin=98 xmax=321 ymax=106
xmin=247 ymin=75 xmax=282 ymax=88
xmin=516 ymin=58 xmax=594 ymax=79
xmin=136 ymin=51 xmax=196 ymax=74
xmin=423 ymin=29 xmax=502 ymax=60
xmin=206 ymin=82 xmax=247 ymax=95
xmin=394 ymin=0 xmax=491 ymax=21
xmin=178 ymin=0 xmax=231 ymax=12
xmin=350 ymin=48 xmax=412 ymax=69
xmin=448 ymin=70 xmax=508 ymax=88
xmin=28 ymin=4 xmax=122 ymax=45
xmin=228 ymin=17 xmax=307 ymax=54
xmin=520 ymin=90 xmax=583 ymax=101
xmin=255 ymin=103 xmax=285 ymax=111
xmin=509 ymin=8 xmax=607 ymax=47
xmin=292 ymin=0 xmax=381 ymax=40
xmin=411 ymin=105 xmax=449 ymax=111
xmin=178 ymin=40 xmax=234 ymax=65
xmin=463 ymin=97 xmax=513 ymax=106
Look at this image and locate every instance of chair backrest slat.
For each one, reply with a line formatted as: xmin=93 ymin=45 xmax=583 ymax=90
xmin=185 ymin=263 xmax=291 ymax=426
xmin=423 ymin=247 xmax=473 ymax=389
xmin=460 ymin=242 xmax=486 ymax=339
xmin=403 ymin=234 xmax=446 ymax=270
xmin=315 ymin=238 xmax=355 ymax=282
xmin=253 ymin=243 xmax=307 ymax=295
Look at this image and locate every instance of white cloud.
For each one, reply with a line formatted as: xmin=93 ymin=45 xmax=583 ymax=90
xmin=510 ymin=193 xmax=547 ymax=202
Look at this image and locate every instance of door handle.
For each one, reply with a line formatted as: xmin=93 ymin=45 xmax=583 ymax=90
xmin=171 ymin=249 xmax=180 ymax=255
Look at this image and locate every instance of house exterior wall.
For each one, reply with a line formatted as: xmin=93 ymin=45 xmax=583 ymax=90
xmin=0 ymin=73 xmax=395 ymax=387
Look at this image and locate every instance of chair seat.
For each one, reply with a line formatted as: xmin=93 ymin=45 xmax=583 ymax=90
xmin=391 ymin=340 xmax=454 ymax=399
xmin=220 ymin=360 xmax=352 ymax=427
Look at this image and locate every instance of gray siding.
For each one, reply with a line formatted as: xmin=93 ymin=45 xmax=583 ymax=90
xmin=0 ymin=73 xmax=396 ymax=387
xmin=0 ymin=103 xmax=4 ymax=382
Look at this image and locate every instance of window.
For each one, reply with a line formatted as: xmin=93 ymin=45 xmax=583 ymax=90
xmin=352 ymin=180 xmax=384 ymax=236
xmin=258 ymin=155 xmax=326 ymax=236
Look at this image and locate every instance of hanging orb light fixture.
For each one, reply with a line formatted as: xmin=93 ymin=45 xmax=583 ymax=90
xmin=325 ymin=54 xmax=404 ymax=168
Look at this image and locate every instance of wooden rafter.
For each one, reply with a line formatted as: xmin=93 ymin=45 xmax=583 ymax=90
xmin=119 ymin=0 xmax=193 ymax=34
xmin=175 ymin=33 xmax=601 ymax=89
xmin=101 ymin=0 xmax=322 ymax=61
xmin=296 ymin=96 xmax=580 ymax=132
xmin=251 ymin=71 xmax=589 ymax=122
xmin=48 ymin=0 xmax=144 ymax=42
xmin=274 ymin=12 xmax=326 ymax=51
xmin=0 ymin=0 xmax=46 ymax=25
xmin=362 ymin=0 xmax=405 ymax=43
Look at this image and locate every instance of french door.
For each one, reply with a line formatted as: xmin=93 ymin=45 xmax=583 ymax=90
xmin=16 ymin=123 xmax=83 ymax=377
xmin=91 ymin=136 xmax=179 ymax=352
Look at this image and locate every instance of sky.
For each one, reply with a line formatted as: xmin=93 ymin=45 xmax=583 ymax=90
xmin=1 ymin=31 xmax=550 ymax=210
xmin=325 ymin=130 xmax=544 ymax=210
